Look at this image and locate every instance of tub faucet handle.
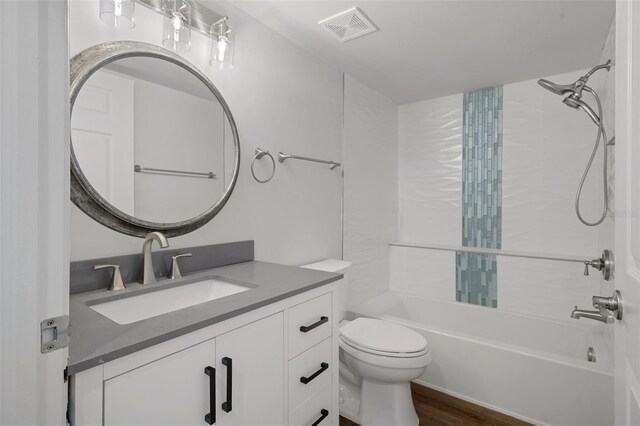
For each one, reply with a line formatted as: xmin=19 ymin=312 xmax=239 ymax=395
xmin=592 ymin=290 xmax=623 ymax=321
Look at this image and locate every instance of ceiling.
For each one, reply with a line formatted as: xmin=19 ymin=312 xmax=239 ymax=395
xmin=230 ymin=0 xmax=615 ymax=104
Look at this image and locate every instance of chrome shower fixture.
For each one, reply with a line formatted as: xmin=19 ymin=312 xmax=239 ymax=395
xmin=537 ymin=60 xmax=613 ymax=226
xmin=538 ymin=60 xmax=610 ymax=124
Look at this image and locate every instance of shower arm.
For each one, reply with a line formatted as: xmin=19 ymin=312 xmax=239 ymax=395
xmin=584 ymin=60 xmax=612 ymax=79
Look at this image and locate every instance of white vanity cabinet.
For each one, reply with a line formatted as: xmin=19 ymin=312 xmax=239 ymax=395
xmin=103 ymin=339 xmax=216 ymax=426
xmin=214 ymin=312 xmax=285 ymax=426
xmin=70 ymin=284 xmax=338 ymax=426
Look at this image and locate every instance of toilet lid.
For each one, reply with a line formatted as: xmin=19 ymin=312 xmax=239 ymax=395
xmin=339 ymin=318 xmax=427 ymax=354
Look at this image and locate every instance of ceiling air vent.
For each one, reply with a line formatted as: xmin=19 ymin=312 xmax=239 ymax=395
xmin=319 ymin=7 xmax=378 ymax=42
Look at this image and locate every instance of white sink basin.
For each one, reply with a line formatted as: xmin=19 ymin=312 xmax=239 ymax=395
xmin=90 ymin=278 xmax=251 ymax=325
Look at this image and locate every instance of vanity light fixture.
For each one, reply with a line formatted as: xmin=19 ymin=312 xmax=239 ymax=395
xmin=99 ymin=0 xmax=135 ymax=29
xmin=162 ymin=0 xmax=192 ymax=53
xmin=210 ymin=17 xmax=234 ymax=70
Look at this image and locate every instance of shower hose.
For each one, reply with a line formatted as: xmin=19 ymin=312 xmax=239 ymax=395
xmin=575 ymin=87 xmax=610 ymax=226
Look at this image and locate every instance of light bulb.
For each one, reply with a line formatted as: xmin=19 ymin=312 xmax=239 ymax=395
xmin=210 ymin=18 xmax=234 ymax=70
xmin=162 ymin=0 xmax=191 ymax=52
xmin=216 ymin=37 xmax=229 ymax=61
xmin=172 ymin=13 xmax=182 ymax=30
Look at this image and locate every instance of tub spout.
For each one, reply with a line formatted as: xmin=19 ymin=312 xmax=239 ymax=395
xmin=570 ymin=306 xmax=613 ymax=324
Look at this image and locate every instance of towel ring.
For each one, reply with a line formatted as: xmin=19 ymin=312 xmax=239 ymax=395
xmin=251 ymin=148 xmax=276 ymax=183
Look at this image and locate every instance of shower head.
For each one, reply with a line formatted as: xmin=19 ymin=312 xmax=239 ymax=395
xmin=537 ymin=79 xmax=577 ymax=96
xmin=537 ymin=60 xmax=611 ymax=126
xmin=564 ymin=94 xmax=601 ymax=125
xmin=537 ymin=60 xmax=611 ymax=98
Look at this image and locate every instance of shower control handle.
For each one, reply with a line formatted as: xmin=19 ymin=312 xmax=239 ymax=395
xmin=583 ymin=249 xmax=614 ymax=280
xmin=592 ymin=290 xmax=623 ymax=321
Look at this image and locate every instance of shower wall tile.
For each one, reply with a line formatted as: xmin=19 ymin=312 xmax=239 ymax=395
xmin=498 ymin=256 xmax=601 ymax=321
xmin=394 ymin=65 xmax=613 ymax=323
xmin=456 ymin=87 xmax=503 ymax=307
xmin=398 ymin=94 xmax=463 ymax=245
xmin=389 ymin=246 xmax=455 ymax=302
xmin=502 ymin=71 xmax=601 ymax=257
xmin=343 ymin=74 xmax=398 ymax=307
xmin=347 ymin=246 xmax=391 ymax=308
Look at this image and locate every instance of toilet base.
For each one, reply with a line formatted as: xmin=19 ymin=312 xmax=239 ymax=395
xmin=339 ymin=375 xmax=419 ymax=426
xmin=360 ymin=379 xmax=419 ymax=426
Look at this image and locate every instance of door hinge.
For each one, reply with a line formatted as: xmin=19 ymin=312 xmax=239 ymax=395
xmin=40 ymin=315 xmax=70 ymax=354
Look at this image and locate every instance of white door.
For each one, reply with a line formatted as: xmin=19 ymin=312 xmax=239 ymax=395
xmin=615 ymin=1 xmax=640 ymax=424
xmin=0 ymin=1 xmax=69 ymax=424
xmin=104 ymin=340 xmax=216 ymax=426
xmin=215 ymin=313 xmax=285 ymax=426
xmin=71 ymin=70 xmax=135 ymax=216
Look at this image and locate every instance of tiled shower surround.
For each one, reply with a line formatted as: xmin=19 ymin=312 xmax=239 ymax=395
xmin=394 ymin=68 xmax=608 ymax=321
xmin=456 ymin=87 xmax=503 ymax=307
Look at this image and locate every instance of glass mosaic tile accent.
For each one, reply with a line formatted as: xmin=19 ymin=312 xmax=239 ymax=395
xmin=456 ymin=87 xmax=503 ymax=308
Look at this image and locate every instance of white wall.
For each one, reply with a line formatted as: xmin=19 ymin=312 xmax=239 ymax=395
xmin=393 ymin=64 xmax=614 ymax=321
xmin=343 ymin=75 xmax=398 ymax=307
xmin=69 ymin=1 xmax=343 ymax=265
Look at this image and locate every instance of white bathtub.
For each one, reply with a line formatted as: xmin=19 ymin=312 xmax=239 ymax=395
xmin=349 ymin=291 xmax=613 ymax=426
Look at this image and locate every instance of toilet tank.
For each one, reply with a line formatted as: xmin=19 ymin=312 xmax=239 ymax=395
xmin=301 ymin=259 xmax=351 ymax=321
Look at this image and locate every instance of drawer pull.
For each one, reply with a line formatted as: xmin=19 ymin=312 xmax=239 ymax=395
xmin=204 ymin=366 xmax=216 ymax=425
xmin=300 ymin=362 xmax=329 ymax=384
xmin=299 ymin=316 xmax=328 ymax=333
xmin=311 ymin=409 xmax=329 ymax=426
xmin=222 ymin=357 xmax=232 ymax=413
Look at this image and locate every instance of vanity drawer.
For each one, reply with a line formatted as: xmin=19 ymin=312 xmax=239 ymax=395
xmin=288 ymin=382 xmax=332 ymax=426
xmin=289 ymin=337 xmax=332 ymax=411
xmin=289 ymin=292 xmax=332 ymax=358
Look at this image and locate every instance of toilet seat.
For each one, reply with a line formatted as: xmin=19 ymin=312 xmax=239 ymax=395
xmin=339 ymin=336 xmax=432 ymax=370
xmin=340 ymin=336 xmax=430 ymax=358
xmin=339 ymin=318 xmax=428 ymax=358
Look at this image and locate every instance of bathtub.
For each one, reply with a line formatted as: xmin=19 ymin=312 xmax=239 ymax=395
xmin=349 ymin=291 xmax=613 ymax=426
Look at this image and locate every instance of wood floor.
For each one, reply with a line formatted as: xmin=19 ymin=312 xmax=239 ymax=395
xmin=339 ymin=382 xmax=531 ymax=426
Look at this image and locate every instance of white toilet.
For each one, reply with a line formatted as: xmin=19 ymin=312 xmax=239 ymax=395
xmin=302 ymin=259 xmax=431 ymax=426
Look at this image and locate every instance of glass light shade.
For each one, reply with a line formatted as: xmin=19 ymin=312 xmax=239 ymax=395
xmin=210 ymin=18 xmax=234 ymax=70
xmin=100 ymin=0 xmax=135 ymax=29
xmin=162 ymin=0 xmax=192 ymax=53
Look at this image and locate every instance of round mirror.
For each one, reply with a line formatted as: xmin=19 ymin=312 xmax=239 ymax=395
xmin=70 ymin=41 xmax=239 ymax=237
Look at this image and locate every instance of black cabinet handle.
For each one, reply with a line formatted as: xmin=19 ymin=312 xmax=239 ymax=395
xmin=299 ymin=316 xmax=328 ymax=333
xmin=204 ymin=366 xmax=216 ymax=425
xmin=300 ymin=362 xmax=329 ymax=384
xmin=221 ymin=357 xmax=232 ymax=413
xmin=311 ymin=409 xmax=329 ymax=426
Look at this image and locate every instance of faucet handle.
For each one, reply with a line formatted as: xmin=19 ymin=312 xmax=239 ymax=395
xmin=93 ymin=264 xmax=126 ymax=292
xmin=583 ymin=263 xmax=590 ymax=276
xmin=592 ymin=290 xmax=623 ymax=321
xmin=169 ymin=253 xmax=192 ymax=280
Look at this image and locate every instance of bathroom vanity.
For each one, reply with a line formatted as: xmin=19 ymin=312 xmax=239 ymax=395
xmin=68 ymin=252 xmax=341 ymax=426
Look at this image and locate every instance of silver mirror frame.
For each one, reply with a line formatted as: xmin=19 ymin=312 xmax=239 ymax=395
xmin=70 ymin=41 xmax=240 ymax=238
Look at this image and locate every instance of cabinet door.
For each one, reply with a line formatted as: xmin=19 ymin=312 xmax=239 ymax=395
xmin=216 ymin=313 xmax=284 ymax=426
xmin=104 ymin=339 xmax=216 ymax=426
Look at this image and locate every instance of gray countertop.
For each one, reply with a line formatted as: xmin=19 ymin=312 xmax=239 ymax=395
xmin=68 ymin=260 xmax=341 ymax=375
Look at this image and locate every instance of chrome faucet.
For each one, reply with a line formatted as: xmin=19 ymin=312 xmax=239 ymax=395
xmin=571 ymin=290 xmax=623 ymax=324
xmin=138 ymin=232 xmax=169 ymax=285
xmin=570 ymin=306 xmax=613 ymax=324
